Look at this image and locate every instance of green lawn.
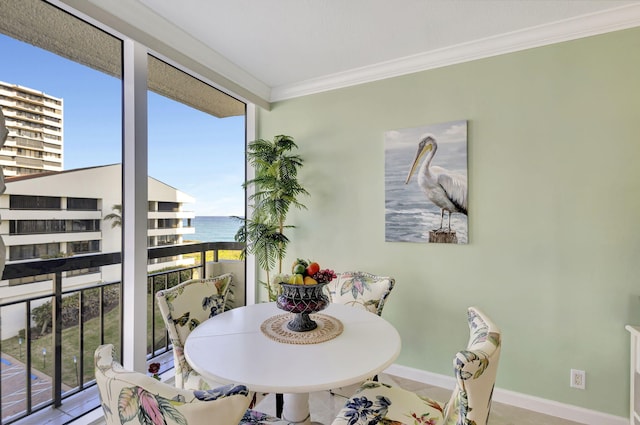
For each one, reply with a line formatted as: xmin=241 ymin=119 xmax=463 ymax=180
xmin=1 ymin=293 xmax=168 ymax=388
xmin=183 ymin=249 xmax=242 ymax=262
xmin=2 ymin=305 xmax=119 ymax=386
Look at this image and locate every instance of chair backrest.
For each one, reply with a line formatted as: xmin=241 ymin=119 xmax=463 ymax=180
xmin=94 ymin=344 xmax=250 ymax=425
xmin=443 ymin=306 xmax=502 ymax=425
xmin=325 ymin=271 xmax=395 ymax=315
xmin=155 ymin=274 xmax=232 ymax=389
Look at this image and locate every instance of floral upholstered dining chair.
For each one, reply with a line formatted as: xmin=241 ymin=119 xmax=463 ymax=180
xmin=156 ymin=274 xmax=232 ymax=391
xmin=331 ymin=306 xmax=502 ymax=425
xmin=325 ymin=271 xmax=395 ymax=398
xmin=325 ymin=271 xmax=395 ymax=316
xmin=94 ymin=344 xmax=288 ymax=425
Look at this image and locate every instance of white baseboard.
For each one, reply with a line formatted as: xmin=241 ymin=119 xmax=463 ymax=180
xmin=384 ymin=364 xmax=627 ymax=425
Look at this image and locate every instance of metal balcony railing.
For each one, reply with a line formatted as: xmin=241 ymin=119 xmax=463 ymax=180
xmin=0 ymin=241 xmax=244 ymax=425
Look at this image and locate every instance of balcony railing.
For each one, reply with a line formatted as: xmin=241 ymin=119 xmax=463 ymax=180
xmin=0 ymin=241 xmax=244 ymax=425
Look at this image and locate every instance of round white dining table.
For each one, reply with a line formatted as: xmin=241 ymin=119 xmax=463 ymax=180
xmin=184 ymin=302 xmax=401 ymax=425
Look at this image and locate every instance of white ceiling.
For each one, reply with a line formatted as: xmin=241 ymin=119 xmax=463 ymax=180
xmin=62 ymin=0 xmax=640 ymax=104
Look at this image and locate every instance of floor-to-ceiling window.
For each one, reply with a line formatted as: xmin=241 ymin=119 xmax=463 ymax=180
xmin=0 ymin=1 xmax=123 ymax=421
xmin=0 ymin=1 xmax=247 ymax=423
xmin=146 ymin=55 xmax=246 ymax=355
xmin=146 ymin=54 xmax=245 ymax=256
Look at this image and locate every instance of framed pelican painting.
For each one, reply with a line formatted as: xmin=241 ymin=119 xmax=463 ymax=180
xmin=385 ymin=119 xmax=468 ymax=244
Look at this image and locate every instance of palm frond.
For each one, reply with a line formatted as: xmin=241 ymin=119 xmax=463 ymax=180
xmin=103 ymin=204 xmax=122 ymax=228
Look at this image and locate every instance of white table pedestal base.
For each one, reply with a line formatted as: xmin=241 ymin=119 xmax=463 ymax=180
xmin=282 ymin=393 xmax=312 ymax=425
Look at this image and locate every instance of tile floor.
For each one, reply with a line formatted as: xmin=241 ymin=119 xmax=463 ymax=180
xmin=254 ymin=373 xmax=586 ymax=425
xmin=75 ymin=371 xmax=588 ymax=424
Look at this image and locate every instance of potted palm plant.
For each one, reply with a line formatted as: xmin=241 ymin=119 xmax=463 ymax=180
xmin=235 ymin=135 xmax=309 ymax=301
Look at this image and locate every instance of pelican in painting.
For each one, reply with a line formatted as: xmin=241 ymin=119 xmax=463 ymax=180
xmin=405 ymin=135 xmax=467 ymax=231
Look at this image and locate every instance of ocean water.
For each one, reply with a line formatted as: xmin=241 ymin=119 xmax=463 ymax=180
xmin=187 ymin=216 xmax=244 ymax=242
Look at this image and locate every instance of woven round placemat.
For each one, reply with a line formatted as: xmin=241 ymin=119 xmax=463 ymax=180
xmin=260 ymin=313 xmax=343 ymax=345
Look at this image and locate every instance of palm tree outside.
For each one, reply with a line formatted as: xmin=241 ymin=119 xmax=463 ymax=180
xmin=103 ymin=204 xmax=122 ymax=228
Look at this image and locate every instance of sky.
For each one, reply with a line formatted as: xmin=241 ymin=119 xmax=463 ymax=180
xmin=384 ymin=119 xmax=468 ymax=175
xmin=0 ymin=34 xmax=246 ymax=217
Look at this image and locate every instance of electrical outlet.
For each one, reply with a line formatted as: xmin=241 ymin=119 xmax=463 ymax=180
xmin=570 ymin=369 xmax=585 ymax=389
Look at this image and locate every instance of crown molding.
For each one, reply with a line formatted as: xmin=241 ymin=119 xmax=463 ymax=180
xmin=270 ymin=3 xmax=640 ymax=102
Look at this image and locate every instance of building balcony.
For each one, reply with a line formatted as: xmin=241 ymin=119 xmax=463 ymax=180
xmin=0 ymin=210 xmax=102 ymax=220
xmin=147 ymin=210 xmax=194 ymax=219
xmin=3 ymin=231 xmax=102 ymax=246
xmin=147 ymin=227 xmax=195 ymax=237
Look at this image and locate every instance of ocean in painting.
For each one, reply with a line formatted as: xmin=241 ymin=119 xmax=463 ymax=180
xmin=186 ymin=216 xmax=244 ymax=243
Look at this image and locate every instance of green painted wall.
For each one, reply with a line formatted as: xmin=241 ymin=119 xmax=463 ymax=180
xmin=256 ymin=27 xmax=640 ymax=417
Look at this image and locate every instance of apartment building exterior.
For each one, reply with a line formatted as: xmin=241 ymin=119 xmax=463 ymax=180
xmin=0 ymin=164 xmax=196 ymax=336
xmin=0 ymin=81 xmax=63 ymax=176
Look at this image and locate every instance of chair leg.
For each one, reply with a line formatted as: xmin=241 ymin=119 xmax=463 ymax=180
xmin=328 ymin=389 xmax=348 ymax=399
xmin=276 ymin=393 xmax=284 ymax=418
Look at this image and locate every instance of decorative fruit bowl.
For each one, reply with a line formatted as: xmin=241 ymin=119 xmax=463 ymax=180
xmin=276 ymin=282 xmax=330 ymax=331
xmin=275 ymin=259 xmax=336 ymax=332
